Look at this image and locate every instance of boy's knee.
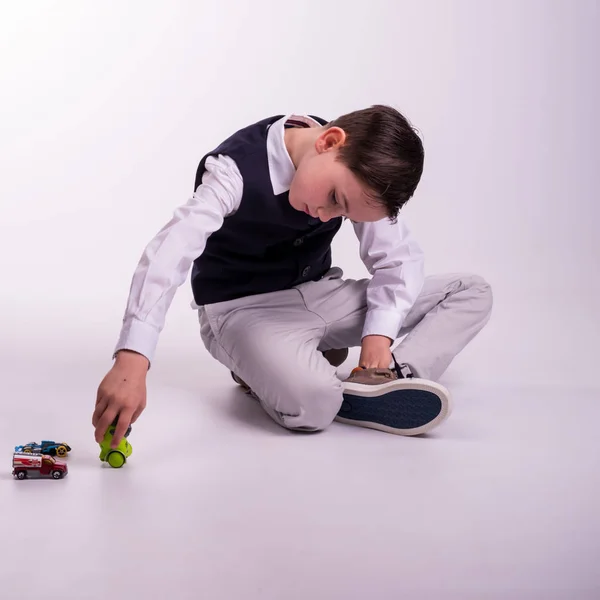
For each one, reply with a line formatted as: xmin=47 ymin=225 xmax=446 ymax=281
xmin=271 ymin=376 xmax=343 ymax=433
xmin=469 ymin=275 xmax=493 ymax=315
xmin=452 ymin=274 xmax=493 ymax=315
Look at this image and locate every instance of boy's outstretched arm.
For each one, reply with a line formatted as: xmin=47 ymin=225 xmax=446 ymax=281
xmin=93 ymin=154 xmax=243 ymax=446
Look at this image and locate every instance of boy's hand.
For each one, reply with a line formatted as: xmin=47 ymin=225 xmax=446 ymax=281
xmin=92 ymin=350 xmax=148 ymax=448
xmin=359 ymin=335 xmax=393 ymax=369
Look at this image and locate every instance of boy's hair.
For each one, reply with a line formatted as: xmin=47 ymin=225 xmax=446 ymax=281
xmin=327 ymin=105 xmax=424 ymax=220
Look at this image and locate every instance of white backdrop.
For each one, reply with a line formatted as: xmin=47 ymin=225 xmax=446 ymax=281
xmin=1 ymin=2 xmax=599 ymax=599
xmin=1 ymin=1 xmax=597 ymax=386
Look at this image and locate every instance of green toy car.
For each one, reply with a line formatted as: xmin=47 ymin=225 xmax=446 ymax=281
xmin=99 ymin=419 xmax=132 ymax=468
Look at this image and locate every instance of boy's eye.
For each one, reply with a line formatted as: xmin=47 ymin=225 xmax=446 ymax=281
xmin=330 ymin=192 xmax=338 ymax=205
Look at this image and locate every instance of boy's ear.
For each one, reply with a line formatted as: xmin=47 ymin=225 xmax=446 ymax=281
xmin=316 ymin=126 xmax=346 ymax=153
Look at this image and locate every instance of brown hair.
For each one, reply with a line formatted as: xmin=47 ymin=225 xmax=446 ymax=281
xmin=327 ymin=105 xmax=424 ymax=220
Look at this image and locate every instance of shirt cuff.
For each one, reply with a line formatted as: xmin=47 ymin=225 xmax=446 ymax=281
xmin=361 ymin=309 xmax=405 ymax=342
xmin=113 ymin=317 xmax=159 ymax=367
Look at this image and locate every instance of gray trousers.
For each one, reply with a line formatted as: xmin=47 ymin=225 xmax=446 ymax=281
xmin=198 ymin=268 xmax=493 ymax=431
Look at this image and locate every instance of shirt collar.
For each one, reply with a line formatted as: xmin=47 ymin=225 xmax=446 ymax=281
xmin=266 ymin=114 xmax=321 ymax=195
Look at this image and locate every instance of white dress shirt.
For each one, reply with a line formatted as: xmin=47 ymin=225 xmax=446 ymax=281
xmin=114 ymin=115 xmax=425 ymax=364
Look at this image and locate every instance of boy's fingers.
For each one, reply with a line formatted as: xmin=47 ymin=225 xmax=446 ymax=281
xmin=111 ymin=410 xmax=134 ymax=448
xmin=94 ymin=406 xmax=118 ymax=444
xmin=131 ymin=406 xmax=144 ymax=424
xmin=92 ymin=397 xmax=108 ymax=427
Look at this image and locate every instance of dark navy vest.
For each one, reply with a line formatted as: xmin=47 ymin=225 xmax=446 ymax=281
xmin=190 ymin=115 xmax=343 ymax=306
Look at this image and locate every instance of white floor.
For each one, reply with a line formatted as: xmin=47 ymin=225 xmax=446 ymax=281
xmin=2 ymin=331 xmax=599 ymax=600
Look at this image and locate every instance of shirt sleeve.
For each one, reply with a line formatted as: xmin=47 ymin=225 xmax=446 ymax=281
xmin=113 ymin=154 xmax=243 ymax=365
xmin=351 ymin=216 xmax=425 ymax=342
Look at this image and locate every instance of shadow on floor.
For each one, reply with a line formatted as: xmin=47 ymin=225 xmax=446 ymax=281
xmin=220 ymin=388 xmax=294 ymax=436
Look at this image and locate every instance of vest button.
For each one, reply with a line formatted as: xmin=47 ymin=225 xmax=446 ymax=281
xmin=293 ymin=237 xmax=304 ymax=246
xmin=302 ymin=266 xmax=311 ymax=277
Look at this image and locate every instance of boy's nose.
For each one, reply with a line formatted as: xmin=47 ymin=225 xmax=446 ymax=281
xmin=317 ymin=207 xmax=333 ymax=222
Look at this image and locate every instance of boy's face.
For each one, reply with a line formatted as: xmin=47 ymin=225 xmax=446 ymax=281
xmin=288 ymin=127 xmax=388 ymax=223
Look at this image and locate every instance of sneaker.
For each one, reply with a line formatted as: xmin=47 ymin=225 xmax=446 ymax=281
xmin=335 ymin=362 xmax=452 ymax=436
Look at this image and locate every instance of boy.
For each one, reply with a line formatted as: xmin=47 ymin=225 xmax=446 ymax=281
xmin=92 ymin=106 xmax=492 ymax=447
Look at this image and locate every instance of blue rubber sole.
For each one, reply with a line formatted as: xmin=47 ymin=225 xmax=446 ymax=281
xmin=339 ymin=388 xmax=443 ymax=432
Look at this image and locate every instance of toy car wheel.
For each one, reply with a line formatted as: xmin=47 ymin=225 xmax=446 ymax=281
xmin=51 ymin=470 xmax=62 ymax=479
xmin=56 ymin=445 xmax=68 ymax=457
xmin=16 ymin=471 xmax=27 ymax=480
xmin=106 ymin=451 xmax=125 ymax=468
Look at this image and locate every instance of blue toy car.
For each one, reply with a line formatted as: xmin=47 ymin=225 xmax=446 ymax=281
xmin=14 ymin=440 xmax=71 ymax=458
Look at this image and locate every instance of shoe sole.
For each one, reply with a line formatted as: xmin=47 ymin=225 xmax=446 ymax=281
xmin=335 ymin=378 xmax=452 ymax=436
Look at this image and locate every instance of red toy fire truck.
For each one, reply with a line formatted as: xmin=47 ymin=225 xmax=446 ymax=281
xmin=12 ymin=452 xmax=68 ymax=480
